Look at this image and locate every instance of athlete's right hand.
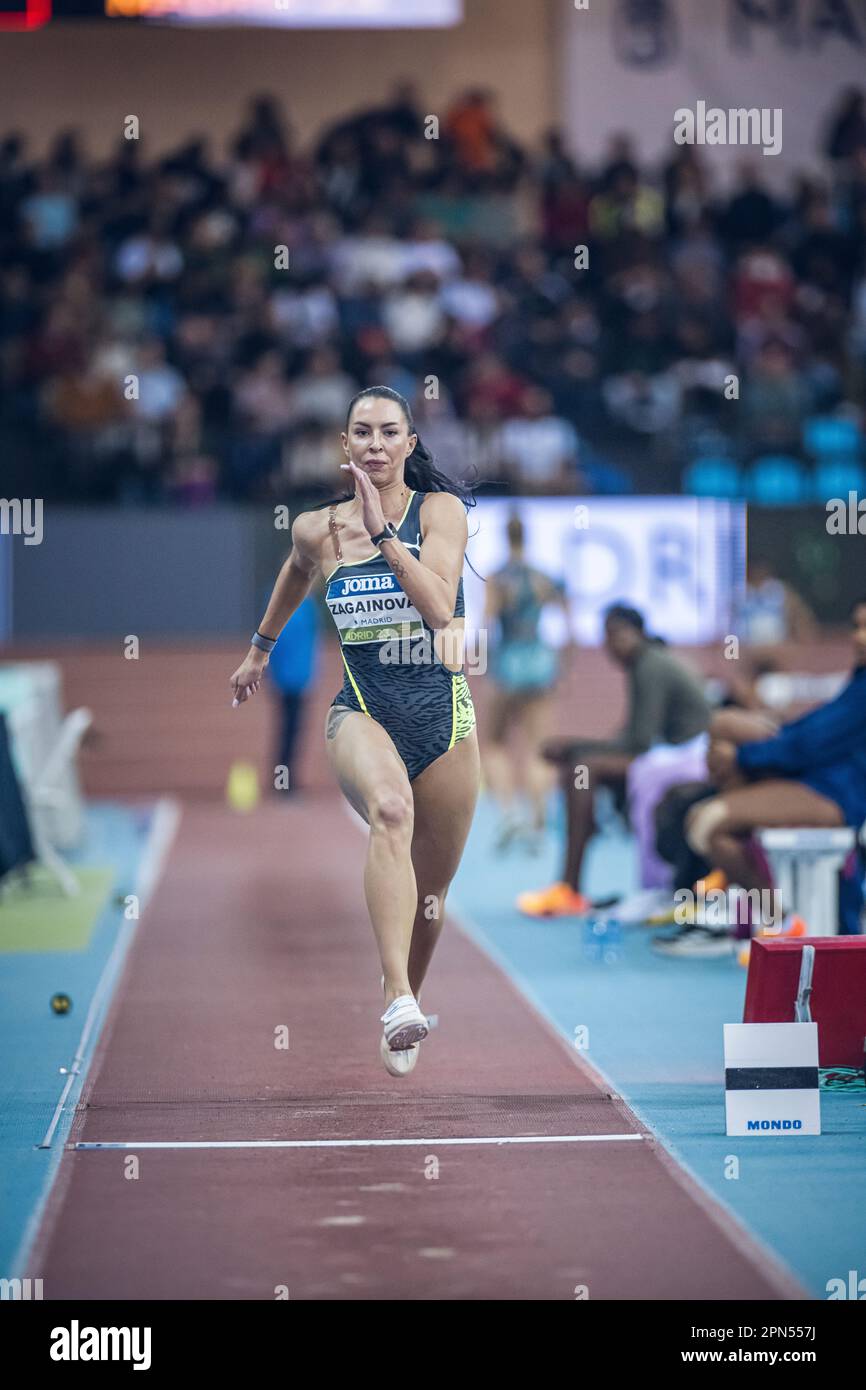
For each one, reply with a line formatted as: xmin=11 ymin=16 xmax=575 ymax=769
xmin=230 ymin=652 xmax=268 ymax=708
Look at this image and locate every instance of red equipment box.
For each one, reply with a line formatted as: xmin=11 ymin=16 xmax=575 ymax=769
xmin=743 ymin=937 xmax=866 ymax=1068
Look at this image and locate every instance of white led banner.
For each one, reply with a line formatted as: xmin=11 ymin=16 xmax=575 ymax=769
xmin=105 ymin=0 xmax=462 ymax=25
xmin=462 ymin=496 xmax=746 ymax=647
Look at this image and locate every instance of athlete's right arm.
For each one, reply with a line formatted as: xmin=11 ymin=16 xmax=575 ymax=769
xmin=257 ymin=512 xmax=320 ymax=640
xmin=229 ymin=512 xmax=320 ymax=708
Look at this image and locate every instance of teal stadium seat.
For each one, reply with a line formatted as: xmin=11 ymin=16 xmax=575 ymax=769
xmin=682 ymin=456 xmax=742 ymax=497
xmin=746 ymin=455 xmax=809 ymax=505
xmin=813 ymin=458 xmax=866 ymax=502
xmin=803 ymin=415 xmax=863 ymax=460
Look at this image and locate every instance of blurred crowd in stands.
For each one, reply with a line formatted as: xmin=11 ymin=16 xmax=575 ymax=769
xmin=2 ymin=82 xmax=866 ymax=505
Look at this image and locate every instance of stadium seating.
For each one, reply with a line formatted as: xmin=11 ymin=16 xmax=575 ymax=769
xmin=803 ymin=414 xmax=864 ymax=460
xmin=682 ymin=456 xmax=742 ymax=497
xmin=745 ymin=455 xmax=810 ymax=505
xmin=813 ymin=457 xmax=866 ymax=502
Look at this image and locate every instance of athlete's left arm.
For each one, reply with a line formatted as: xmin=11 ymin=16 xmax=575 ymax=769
xmin=382 ymin=492 xmax=467 ymax=631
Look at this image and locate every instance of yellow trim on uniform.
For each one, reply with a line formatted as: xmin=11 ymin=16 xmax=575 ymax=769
xmin=448 ymin=673 xmax=458 ymax=751
xmin=325 ymin=490 xmax=416 ymax=583
xmin=340 ymin=649 xmax=371 ymax=716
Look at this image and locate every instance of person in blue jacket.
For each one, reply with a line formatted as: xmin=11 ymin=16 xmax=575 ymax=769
xmin=685 ymin=597 xmax=866 ymax=902
xmin=262 ymin=589 xmax=320 ymax=796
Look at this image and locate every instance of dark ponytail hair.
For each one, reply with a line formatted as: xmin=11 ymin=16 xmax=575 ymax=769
xmin=313 ymin=384 xmax=484 ymax=576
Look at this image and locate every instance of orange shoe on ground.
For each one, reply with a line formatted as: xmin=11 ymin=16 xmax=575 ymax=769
xmin=740 ymin=914 xmax=808 ymax=967
xmin=695 ymin=869 xmax=728 ymax=895
xmin=516 ymin=882 xmax=592 ymax=918
xmin=757 ymin=913 xmax=808 ymax=940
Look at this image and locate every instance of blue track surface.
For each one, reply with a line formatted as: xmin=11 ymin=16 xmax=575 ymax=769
xmin=451 ymin=793 xmax=866 ymax=1300
xmin=0 ymin=802 xmax=156 ymax=1280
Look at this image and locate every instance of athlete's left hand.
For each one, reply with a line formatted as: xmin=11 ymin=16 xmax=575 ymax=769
xmin=341 ymin=459 xmax=385 ymax=538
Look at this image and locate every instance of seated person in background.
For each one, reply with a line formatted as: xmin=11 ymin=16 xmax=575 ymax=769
xmin=682 ymin=597 xmax=866 ymax=939
xmin=517 ymin=603 xmax=711 ymax=917
xmin=737 ymin=558 xmax=817 ymax=647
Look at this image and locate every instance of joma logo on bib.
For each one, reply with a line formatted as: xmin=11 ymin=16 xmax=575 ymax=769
xmin=326 ymin=575 xmax=425 ymax=644
xmin=332 ymin=573 xmax=400 ymax=597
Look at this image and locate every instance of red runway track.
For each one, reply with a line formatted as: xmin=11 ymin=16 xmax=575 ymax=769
xmin=27 ymin=794 xmax=805 ymax=1300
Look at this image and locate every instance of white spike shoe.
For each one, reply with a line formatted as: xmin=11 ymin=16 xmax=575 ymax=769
xmin=379 ymin=1031 xmax=420 ymax=1076
xmin=381 ymin=994 xmax=429 ymax=1050
xmin=379 ymin=977 xmax=423 ymax=1075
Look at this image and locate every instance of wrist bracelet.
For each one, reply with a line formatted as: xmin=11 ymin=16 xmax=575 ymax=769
xmin=251 ymin=630 xmax=276 ymax=653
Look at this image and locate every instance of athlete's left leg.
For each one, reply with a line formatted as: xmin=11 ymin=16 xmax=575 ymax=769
xmin=406 ymin=726 xmax=481 ymax=999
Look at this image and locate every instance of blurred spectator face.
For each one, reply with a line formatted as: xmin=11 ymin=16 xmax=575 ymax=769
xmin=805 ymin=198 xmax=833 ymax=230
xmin=527 ymin=318 xmax=559 ymax=348
xmin=522 ymin=386 xmax=554 ymax=418
xmin=411 ymin=218 xmax=440 ymax=243
xmin=472 ymin=352 xmax=502 ymax=382
xmin=615 ymin=264 xmax=665 ymax=312
xmin=756 ymin=342 xmax=794 ymax=378
xmin=675 ymin=316 xmax=711 ymax=354
xmin=852 ymin=603 xmax=866 ymax=667
xmin=308 ymin=347 xmax=339 ymax=376
xmin=138 ymin=338 xmax=167 ymax=370
xmin=562 ymin=302 xmax=600 ymax=345
xmin=175 ymin=313 xmax=220 ymax=355
xmin=190 ymin=211 xmax=236 ymax=251
xmin=514 ymin=246 xmax=546 ymax=280
xmin=561 ymin=348 xmax=598 ymax=381
xmin=466 ymin=397 xmax=499 ymax=425
xmin=255 ymin=350 xmax=284 ymax=379
xmin=604 ymin=616 xmax=643 ymax=666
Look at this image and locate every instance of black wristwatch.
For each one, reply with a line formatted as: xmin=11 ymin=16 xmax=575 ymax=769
xmin=371 ymin=521 xmax=399 ymax=547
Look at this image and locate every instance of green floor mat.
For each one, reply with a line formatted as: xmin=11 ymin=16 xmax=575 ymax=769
xmin=0 ymin=866 xmax=117 ymax=952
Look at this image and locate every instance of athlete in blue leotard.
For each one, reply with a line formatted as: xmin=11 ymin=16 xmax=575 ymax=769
xmin=230 ymin=387 xmax=480 ymax=1078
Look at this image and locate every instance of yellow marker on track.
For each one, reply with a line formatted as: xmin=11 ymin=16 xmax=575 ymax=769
xmin=226 ymin=760 xmax=260 ymax=813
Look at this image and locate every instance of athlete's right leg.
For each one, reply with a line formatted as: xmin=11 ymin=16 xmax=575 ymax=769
xmin=324 ymin=704 xmax=417 ymax=1007
xmin=482 ymin=688 xmax=517 ymax=814
xmin=519 ymin=690 xmax=556 ymax=831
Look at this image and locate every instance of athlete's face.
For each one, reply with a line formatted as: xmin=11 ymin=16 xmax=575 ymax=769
xmin=342 ymin=398 xmax=417 ymax=483
xmin=851 ymin=603 xmax=866 ymax=667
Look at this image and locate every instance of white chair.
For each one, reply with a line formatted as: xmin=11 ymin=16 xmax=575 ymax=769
xmin=757 ymin=826 xmax=861 ymax=936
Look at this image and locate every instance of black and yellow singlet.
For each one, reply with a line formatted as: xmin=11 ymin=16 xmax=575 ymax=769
xmin=325 ymin=489 xmax=476 ymax=780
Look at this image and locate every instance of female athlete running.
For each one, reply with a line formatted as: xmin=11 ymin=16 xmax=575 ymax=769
xmin=230 ymin=386 xmax=481 ymax=1076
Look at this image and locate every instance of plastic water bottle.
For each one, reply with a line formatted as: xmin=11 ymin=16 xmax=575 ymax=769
xmin=582 ymin=917 xmax=622 ymax=963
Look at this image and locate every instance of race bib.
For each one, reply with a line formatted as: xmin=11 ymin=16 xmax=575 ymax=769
xmin=326 ymin=568 xmax=426 ymax=645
